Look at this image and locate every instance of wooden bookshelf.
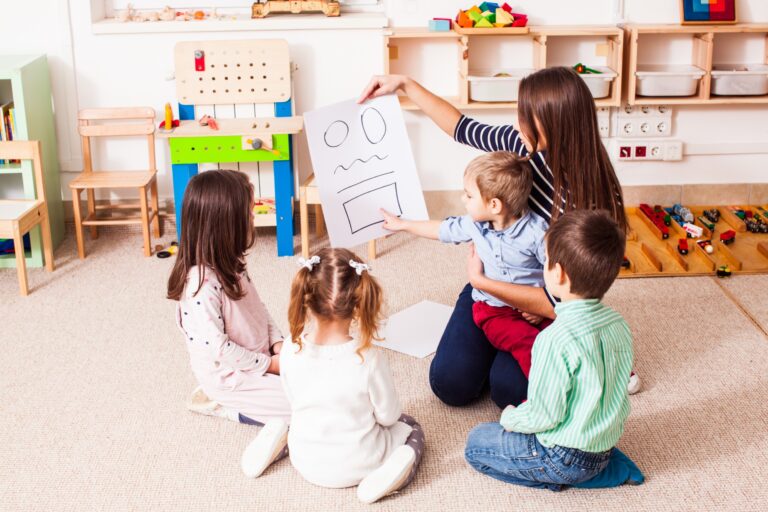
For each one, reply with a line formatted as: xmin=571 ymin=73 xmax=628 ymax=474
xmin=624 ymin=24 xmax=768 ymax=106
xmin=0 ymin=55 xmax=64 ymax=270
xmin=385 ymin=25 xmax=624 ymax=111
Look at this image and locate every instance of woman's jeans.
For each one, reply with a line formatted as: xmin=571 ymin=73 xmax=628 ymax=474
xmin=465 ymin=422 xmax=611 ymax=491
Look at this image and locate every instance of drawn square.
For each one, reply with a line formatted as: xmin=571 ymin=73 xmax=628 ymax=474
xmin=343 ymin=183 xmax=402 ymax=234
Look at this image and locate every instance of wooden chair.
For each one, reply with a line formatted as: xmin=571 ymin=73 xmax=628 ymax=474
xmin=299 ymin=173 xmax=377 ymax=260
xmin=0 ymin=140 xmax=55 ymax=295
xmin=70 ymin=107 xmax=160 ymax=258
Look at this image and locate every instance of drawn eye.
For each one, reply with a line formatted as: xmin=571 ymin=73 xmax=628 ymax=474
xmin=361 ymin=107 xmax=386 ymax=145
xmin=324 ymin=120 xmax=349 ymax=148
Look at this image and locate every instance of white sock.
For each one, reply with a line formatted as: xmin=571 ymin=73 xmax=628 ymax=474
xmin=356 ymin=445 xmax=416 ymax=504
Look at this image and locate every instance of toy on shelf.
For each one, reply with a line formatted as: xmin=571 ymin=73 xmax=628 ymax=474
xmin=697 ymin=215 xmax=715 ymax=231
xmin=159 ymin=103 xmax=179 ymax=132
xmin=697 ymin=239 xmax=714 ymax=254
xmin=252 ymin=1 xmax=340 ymax=18
xmin=454 ymin=3 xmax=528 ymax=33
xmin=621 ymin=256 xmax=631 ymax=269
xmin=638 ymin=203 xmax=670 ymax=239
xmin=429 ymin=18 xmax=453 ymax=32
xmin=573 ymin=63 xmax=602 ymax=74
xmin=720 ymin=230 xmax=736 ymax=245
xmin=703 ymin=208 xmax=721 ymax=223
xmin=683 ymin=222 xmax=703 ymax=239
xmin=677 ymin=238 xmax=689 ymax=255
xmin=253 ymin=198 xmax=276 ymax=215
xmin=198 ymin=114 xmax=219 ymax=131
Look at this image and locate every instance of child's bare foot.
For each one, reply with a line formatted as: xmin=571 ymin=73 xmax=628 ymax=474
xmin=357 ymin=445 xmax=416 ymax=504
xmin=241 ymin=419 xmax=289 ymax=478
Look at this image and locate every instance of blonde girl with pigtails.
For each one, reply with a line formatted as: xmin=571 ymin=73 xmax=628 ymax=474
xmin=240 ymin=248 xmax=425 ymax=504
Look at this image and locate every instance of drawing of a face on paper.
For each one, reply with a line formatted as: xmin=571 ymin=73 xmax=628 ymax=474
xmin=304 ymin=95 xmax=429 ymax=248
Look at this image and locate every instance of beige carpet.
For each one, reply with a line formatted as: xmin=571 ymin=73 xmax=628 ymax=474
xmin=1 ymin=227 xmax=767 ymax=512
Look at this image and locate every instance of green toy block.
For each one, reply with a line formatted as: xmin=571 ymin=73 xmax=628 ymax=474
xmin=482 ymin=11 xmax=496 ymax=24
xmin=468 ymin=10 xmax=483 ymax=22
xmin=475 ymin=17 xmax=494 ymax=28
xmin=169 ymin=134 xmax=290 ymax=165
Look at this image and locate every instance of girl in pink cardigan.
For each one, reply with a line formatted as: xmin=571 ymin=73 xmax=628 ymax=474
xmin=167 ymin=170 xmax=290 ymax=425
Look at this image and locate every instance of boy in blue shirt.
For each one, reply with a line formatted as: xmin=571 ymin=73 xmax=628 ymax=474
xmin=381 ymin=151 xmax=550 ymax=378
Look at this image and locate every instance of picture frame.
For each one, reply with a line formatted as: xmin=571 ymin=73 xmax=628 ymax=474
xmin=680 ymin=0 xmax=737 ymax=25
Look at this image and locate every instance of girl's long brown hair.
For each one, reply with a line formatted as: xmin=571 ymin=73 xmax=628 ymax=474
xmin=288 ymin=248 xmax=383 ymax=359
xmin=518 ymin=66 xmax=627 ymax=231
xmin=167 ymin=170 xmax=255 ymax=301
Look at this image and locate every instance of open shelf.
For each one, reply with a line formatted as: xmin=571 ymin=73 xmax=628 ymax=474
xmin=385 ymin=25 xmax=624 ymax=111
xmin=625 ymin=24 xmax=768 ymax=106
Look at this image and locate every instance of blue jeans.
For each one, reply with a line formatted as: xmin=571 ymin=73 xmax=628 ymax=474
xmin=429 ymin=284 xmax=529 ymax=408
xmin=465 ymin=422 xmax=611 ymax=491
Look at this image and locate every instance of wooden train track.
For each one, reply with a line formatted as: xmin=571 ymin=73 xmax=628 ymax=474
xmin=620 ymin=205 xmax=768 ymax=278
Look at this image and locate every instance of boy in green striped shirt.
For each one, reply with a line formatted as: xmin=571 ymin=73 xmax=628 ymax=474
xmin=464 ymin=209 xmax=637 ymax=490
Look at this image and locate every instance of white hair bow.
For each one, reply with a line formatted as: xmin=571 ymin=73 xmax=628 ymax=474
xmin=349 ymin=259 xmax=371 ymax=275
xmin=297 ymin=255 xmax=320 ymax=271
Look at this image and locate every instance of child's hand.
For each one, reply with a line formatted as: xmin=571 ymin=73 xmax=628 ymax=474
xmin=271 ymin=341 xmax=283 ymax=355
xmin=267 ymin=354 xmax=280 ymax=375
xmin=522 ymin=312 xmax=544 ymax=325
xmin=380 ymin=209 xmax=406 ymax=231
xmin=466 ymin=243 xmax=485 ymax=286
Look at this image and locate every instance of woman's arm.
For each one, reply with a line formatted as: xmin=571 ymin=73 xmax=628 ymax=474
xmin=359 ymin=75 xmax=462 ymax=138
xmin=466 ymin=245 xmax=556 ymax=319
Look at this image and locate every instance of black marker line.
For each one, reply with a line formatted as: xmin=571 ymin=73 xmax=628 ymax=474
xmin=361 ymin=107 xmax=387 ymax=145
xmin=334 ymin=154 xmax=388 ymax=175
xmin=336 ymin=171 xmax=395 ymax=194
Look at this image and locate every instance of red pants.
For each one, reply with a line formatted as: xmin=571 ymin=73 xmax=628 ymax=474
xmin=472 ymin=301 xmax=553 ymax=379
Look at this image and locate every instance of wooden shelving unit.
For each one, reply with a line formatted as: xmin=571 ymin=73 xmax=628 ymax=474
xmin=385 ymin=25 xmax=624 ymax=111
xmin=624 ymin=24 xmax=768 ymax=106
xmin=0 ymin=55 xmax=64 ymax=270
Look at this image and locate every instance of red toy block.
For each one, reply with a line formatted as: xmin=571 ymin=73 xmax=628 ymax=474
xmin=501 ymin=3 xmax=513 ymax=13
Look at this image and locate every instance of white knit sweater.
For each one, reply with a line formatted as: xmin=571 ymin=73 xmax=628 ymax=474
xmin=280 ymin=336 xmax=413 ymax=488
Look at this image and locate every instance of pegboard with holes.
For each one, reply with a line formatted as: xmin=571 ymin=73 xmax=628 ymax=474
xmin=174 ymin=40 xmax=291 ymax=105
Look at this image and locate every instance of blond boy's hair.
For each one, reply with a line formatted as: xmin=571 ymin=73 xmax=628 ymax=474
xmin=464 ymin=151 xmax=533 ymax=217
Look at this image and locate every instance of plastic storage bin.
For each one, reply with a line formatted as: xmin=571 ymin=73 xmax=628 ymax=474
xmin=577 ymin=66 xmax=618 ymax=99
xmin=711 ymin=64 xmax=768 ymax=96
xmin=635 ymin=65 xmax=706 ymax=97
xmin=468 ymin=69 xmax=533 ymax=102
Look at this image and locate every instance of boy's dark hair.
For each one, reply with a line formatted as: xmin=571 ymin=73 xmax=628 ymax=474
xmin=167 ymin=169 xmax=255 ymax=301
xmin=545 ymin=209 xmax=626 ymax=299
xmin=464 ymin=151 xmax=532 ymax=217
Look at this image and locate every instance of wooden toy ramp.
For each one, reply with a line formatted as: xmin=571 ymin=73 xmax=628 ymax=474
xmin=620 ymin=205 xmax=768 ymax=278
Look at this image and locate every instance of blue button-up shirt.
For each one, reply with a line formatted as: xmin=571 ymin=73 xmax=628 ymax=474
xmin=439 ymin=211 xmax=548 ymax=307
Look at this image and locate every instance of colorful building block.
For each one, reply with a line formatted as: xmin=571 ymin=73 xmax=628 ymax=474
xmin=495 ymin=8 xmax=513 ymax=26
xmin=475 ymin=16 xmax=493 ymax=28
xmin=456 ymin=9 xmax=473 ymax=28
xmin=481 ymin=11 xmax=496 ymax=24
xmin=501 ymin=2 xmax=513 ymax=13
xmin=468 ymin=10 xmax=484 ymax=22
xmin=429 ymin=19 xmax=451 ymax=31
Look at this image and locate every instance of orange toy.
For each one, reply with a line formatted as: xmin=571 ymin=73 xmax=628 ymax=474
xmin=456 ymin=10 xmax=473 ymax=28
xmin=194 ymin=10 xmax=205 ymax=20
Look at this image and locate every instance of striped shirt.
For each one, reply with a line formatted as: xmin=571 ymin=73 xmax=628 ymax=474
xmin=500 ymin=299 xmax=633 ymax=453
xmin=454 ymin=115 xmax=561 ymax=223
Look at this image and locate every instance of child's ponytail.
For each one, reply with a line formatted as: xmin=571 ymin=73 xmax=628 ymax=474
xmin=288 ymin=267 xmax=313 ymax=351
xmin=354 ymin=270 xmax=384 ymax=356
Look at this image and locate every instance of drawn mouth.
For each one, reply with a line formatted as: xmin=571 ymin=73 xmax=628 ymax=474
xmin=334 ymin=154 xmax=388 ymax=175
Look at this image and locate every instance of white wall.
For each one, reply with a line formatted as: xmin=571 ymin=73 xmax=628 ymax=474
xmin=0 ymin=0 xmax=767 ymax=202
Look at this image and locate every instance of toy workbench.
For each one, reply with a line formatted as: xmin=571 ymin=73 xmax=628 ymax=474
xmin=620 ymin=204 xmax=768 ymax=278
xmin=162 ymin=39 xmax=303 ymax=256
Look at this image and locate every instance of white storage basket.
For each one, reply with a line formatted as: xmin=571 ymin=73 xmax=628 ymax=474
xmin=711 ymin=64 xmax=768 ymax=96
xmin=468 ymin=69 xmax=533 ymax=102
xmin=635 ymin=65 xmax=705 ymax=97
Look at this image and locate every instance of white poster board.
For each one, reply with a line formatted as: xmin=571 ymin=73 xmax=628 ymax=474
xmin=376 ymin=301 xmax=454 ymax=359
xmin=303 ymin=95 xmax=429 ymax=248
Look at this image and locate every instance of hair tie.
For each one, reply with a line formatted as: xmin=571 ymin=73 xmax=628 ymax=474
xmin=297 ymin=255 xmax=320 ymax=272
xmin=349 ymin=259 xmax=371 ymax=275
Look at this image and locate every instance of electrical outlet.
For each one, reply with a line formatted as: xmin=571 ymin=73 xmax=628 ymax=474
xmin=615 ymin=139 xmax=683 ymax=161
xmin=615 ymin=104 xmax=672 ymax=138
xmin=597 ymin=107 xmax=610 ymax=138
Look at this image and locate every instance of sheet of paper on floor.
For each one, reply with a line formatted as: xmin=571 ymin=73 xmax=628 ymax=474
xmin=376 ymin=300 xmax=454 ymax=358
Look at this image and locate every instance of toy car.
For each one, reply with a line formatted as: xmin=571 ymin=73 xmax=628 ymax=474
xmin=673 ymin=203 xmax=694 ymax=224
xmin=697 ymin=216 xmax=715 ymax=231
xmin=697 ymin=239 xmax=714 ymax=254
xmin=716 ymin=265 xmax=732 ymax=278
xmin=703 ymin=209 xmax=720 ymax=223
xmin=746 ymin=217 xmax=768 ymax=234
xmin=639 ymin=203 xmax=670 ymax=239
xmin=683 ymin=222 xmax=703 ymax=239
xmin=621 ymin=256 xmax=631 ymax=270
xmin=720 ymin=230 xmax=736 ymax=245
xmin=677 ymin=238 xmax=688 ymax=255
